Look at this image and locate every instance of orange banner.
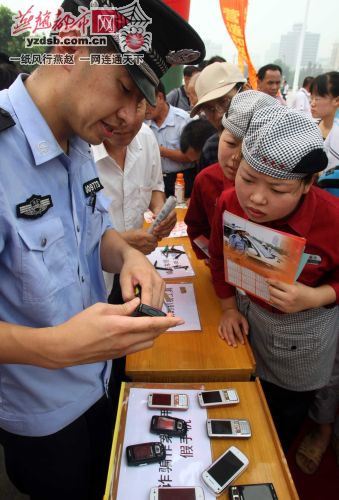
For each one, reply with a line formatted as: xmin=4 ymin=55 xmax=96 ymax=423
xmin=219 ymin=0 xmax=257 ymax=89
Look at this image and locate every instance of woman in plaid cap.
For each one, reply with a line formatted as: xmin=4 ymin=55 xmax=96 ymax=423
xmin=185 ymin=90 xmax=278 ymax=260
xmin=209 ymin=105 xmax=339 ymax=451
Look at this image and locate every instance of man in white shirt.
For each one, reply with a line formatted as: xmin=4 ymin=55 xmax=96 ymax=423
xmin=93 ymin=99 xmax=176 ymax=298
xmin=291 ymin=76 xmax=314 ymax=116
xmin=145 ymin=81 xmax=193 ymax=197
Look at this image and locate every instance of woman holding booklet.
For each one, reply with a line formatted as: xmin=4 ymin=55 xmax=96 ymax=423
xmin=209 ymin=105 xmax=339 ymax=451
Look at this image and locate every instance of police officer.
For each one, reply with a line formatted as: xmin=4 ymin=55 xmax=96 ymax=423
xmin=0 ymin=1 xmax=205 ymax=499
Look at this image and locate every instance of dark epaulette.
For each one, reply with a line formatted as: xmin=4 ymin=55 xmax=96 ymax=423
xmin=0 ymin=107 xmax=15 ymax=132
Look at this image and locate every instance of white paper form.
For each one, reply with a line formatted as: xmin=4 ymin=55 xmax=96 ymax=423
xmin=164 ymin=283 xmax=201 ymax=332
xmin=147 ymin=246 xmax=195 ymax=279
xmin=116 ymin=388 xmax=215 ymax=500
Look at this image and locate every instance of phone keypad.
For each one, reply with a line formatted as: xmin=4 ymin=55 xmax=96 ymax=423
xmin=239 ymin=420 xmax=251 ymax=434
xmin=177 ymin=394 xmax=188 ymax=407
xmin=224 ymin=389 xmax=238 ymax=402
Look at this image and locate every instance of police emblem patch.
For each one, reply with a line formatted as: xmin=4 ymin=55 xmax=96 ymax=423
xmin=16 ymin=194 xmax=53 ymax=219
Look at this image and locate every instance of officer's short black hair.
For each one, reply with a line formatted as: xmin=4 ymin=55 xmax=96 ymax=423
xmin=180 ymin=119 xmax=216 ymax=153
xmin=257 ymin=64 xmax=282 ymax=81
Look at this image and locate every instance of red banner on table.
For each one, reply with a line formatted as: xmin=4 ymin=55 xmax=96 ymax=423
xmin=219 ymin=0 xmax=257 ymax=89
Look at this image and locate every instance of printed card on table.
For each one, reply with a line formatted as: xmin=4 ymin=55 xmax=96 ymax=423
xmin=222 ymin=211 xmax=306 ymax=302
xmin=147 ymin=246 xmax=195 ymax=278
xmin=163 ymin=283 xmax=201 ymax=332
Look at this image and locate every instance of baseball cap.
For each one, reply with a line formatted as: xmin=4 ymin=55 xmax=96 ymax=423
xmin=222 ymin=90 xmax=279 ymax=139
xmin=242 ymin=105 xmax=328 ymax=179
xmin=58 ymin=0 xmax=205 ymax=105
xmin=190 ymin=62 xmax=246 ymax=117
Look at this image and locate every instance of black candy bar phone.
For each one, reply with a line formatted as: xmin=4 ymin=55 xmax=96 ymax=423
xmin=133 ymin=303 xmax=167 ymax=317
xmin=126 ymin=442 xmax=166 ymax=466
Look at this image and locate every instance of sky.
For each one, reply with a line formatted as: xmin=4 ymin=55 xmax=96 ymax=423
xmin=1 ymin=0 xmax=338 ymax=68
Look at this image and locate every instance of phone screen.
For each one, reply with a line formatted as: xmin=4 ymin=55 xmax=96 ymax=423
xmin=158 ymin=488 xmax=196 ymax=500
xmin=241 ymin=484 xmax=275 ymax=500
xmin=157 ymin=417 xmax=176 ymax=430
xmin=211 ymin=420 xmax=232 ymax=434
xmin=201 ymin=391 xmax=222 ymax=404
xmin=132 ymin=443 xmax=152 ymax=460
xmin=152 ymin=394 xmax=171 ymax=406
xmin=208 ymin=450 xmax=244 ymax=486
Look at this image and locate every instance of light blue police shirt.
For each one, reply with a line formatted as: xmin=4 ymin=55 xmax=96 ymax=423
xmin=145 ymin=104 xmax=192 ymax=173
xmin=0 ymin=75 xmax=112 ymax=437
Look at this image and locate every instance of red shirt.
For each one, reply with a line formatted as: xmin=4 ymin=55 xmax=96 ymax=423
xmin=185 ymin=163 xmax=233 ymax=259
xmin=209 ymin=186 xmax=339 ymax=309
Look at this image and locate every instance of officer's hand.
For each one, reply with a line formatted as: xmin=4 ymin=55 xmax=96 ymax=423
xmin=54 ymin=298 xmax=183 ymax=368
xmin=119 ymin=247 xmax=165 ymax=308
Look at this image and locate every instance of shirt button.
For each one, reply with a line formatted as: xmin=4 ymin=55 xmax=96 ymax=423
xmin=41 ymin=238 xmax=47 ymax=247
xmin=77 ymin=225 xmax=80 ymax=232
xmin=81 ymin=276 xmax=85 ymax=283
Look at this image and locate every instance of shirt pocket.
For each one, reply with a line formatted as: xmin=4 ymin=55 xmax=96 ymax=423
xmin=85 ymin=193 xmax=111 ymax=254
xmin=18 ymin=217 xmax=74 ymax=303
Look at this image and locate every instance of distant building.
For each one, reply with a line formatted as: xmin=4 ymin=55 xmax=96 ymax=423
xmin=204 ymin=39 xmax=226 ymax=60
xmin=265 ymin=43 xmax=279 ymax=66
xmin=279 ymin=24 xmax=320 ymax=69
xmin=330 ymin=42 xmax=339 ymax=70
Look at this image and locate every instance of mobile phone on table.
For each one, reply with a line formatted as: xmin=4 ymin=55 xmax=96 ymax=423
xmin=126 ymin=442 xmax=166 ymax=466
xmin=147 ymin=393 xmax=189 ymax=411
xmin=149 ymin=486 xmax=205 ymax=500
xmin=133 ymin=303 xmax=167 ymax=317
xmin=198 ymin=388 xmax=239 ymax=407
xmin=150 ymin=415 xmax=187 ymax=437
xmin=201 ymin=446 xmax=249 ymax=496
xmin=207 ymin=419 xmax=251 ymax=438
xmin=229 ymin=483 xmax=278 ymax=500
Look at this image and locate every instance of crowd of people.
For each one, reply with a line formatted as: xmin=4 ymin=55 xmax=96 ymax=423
xmin=0 ymin=0 xmax=339 ymax=498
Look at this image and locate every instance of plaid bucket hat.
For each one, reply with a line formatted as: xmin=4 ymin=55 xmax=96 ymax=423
xmin=242 ymin=105 xmax=328 ymax=179
xmin=58 ymin=0 xmax=205 ymax=105
xmin=222 ymin=90 xmax=279 ymax=139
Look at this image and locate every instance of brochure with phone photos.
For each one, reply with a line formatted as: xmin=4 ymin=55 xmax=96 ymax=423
xmin=222 ymin=211 xmax=306 ymax=302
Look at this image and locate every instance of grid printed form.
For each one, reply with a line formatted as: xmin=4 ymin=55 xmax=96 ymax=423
xmin=227 ymin=261 xmax=270 ymax=300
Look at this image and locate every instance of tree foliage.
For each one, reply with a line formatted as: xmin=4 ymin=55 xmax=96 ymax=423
xmin=0 ymin=5 xmax=45 ymax=73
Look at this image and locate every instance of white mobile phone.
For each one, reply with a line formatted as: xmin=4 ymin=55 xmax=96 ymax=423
xmin=201 ymin=446 xmax=249 ymax=496
xmin=207 ymin=419 xmax=251 ymax=438
xmin=150 ymin=486 xmax=204 ymax=500
xmin=197 ymin=388 xmax=239 ymax=408
xmin=147 ymin=393 xmax=189 ymax=411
